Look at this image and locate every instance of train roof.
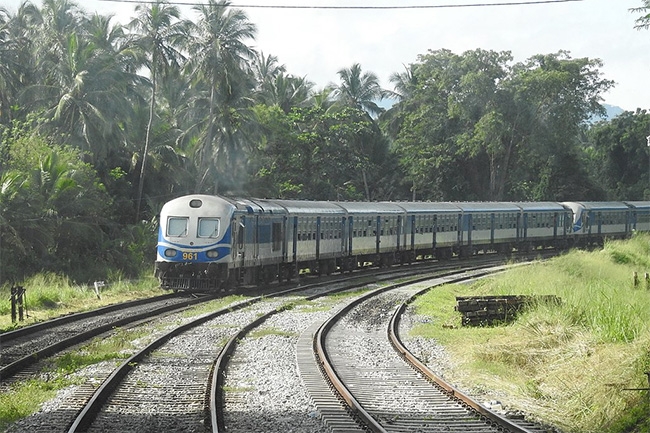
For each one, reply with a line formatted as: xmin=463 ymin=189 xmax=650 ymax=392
xmin=509 ymin=202 xmax=567 ymax=212
xmin=454 ymin=202 xmax=522 ymax=213
xmin=387 ymin=202 xmax=462 ymax=214
xmin=624 ymin=201 xmax=650 ymax=210
xmin=562 ymin=201 xmax=630 ymax=211
xmin=261 ymin=199 xmax=346 ymax=215
xmin=162 ymin=194 xmax=238 ymax=212
xmin=334 ymin=201 xmax=406 ymax=215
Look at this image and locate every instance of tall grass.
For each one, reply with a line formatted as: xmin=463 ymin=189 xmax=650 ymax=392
xmin=0 ymin=272 xmax=162 ymax=331
xmin=411 ymin=233 xmax=650 ymax=433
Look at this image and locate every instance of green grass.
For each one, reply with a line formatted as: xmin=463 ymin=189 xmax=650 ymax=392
xmin=0 ymin=327 xmax=142 ymax=429
xmin=0 ymin=378 xmax=76 ymax=431
xmin=410 ymin=233 xmax=650 ymax=433
xmin=0 ymin=273 xmax=163 ymax=331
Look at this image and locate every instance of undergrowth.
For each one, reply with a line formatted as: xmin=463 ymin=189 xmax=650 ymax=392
xmin=411 ymin=233 xmax=650 ymax=433
xmin=0 ymin=272 xmax=162 ymax=331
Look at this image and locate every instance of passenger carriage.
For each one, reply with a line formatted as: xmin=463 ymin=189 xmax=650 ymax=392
xmin=561 ymin=202 xmax=631 ymax=246
xmin=515 ymin=202 xmax=571 ymax=250
xmin=625 ymin=201 xmax=650 ymax=232
xmin=392 ymin=202 xmax=462 ymax=261
xmin=267 ymin=199 xmax=346 ymax=278
xmin=455 ymin=202 xmax=522 ymax=256
xmin=336 ymin=201 xmax=407 ymax=268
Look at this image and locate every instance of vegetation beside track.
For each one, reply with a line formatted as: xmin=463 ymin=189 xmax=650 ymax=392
xmin=410 ymin=233 xmax=650 ymax=433
xmin=0 ymin=273 xmax=163 ymax=332
xmin=0 ymin=294 xmax=249 ymax=430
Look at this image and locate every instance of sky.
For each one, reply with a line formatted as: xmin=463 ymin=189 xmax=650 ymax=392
xmin=3 ymin=0 xmax=649 ymax=111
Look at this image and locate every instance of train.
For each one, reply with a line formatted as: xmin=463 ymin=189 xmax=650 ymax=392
xmin=154 ymin=195 xmax=650 ymax=291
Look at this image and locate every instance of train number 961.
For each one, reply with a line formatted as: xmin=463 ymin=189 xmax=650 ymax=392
xmin=182 ymin=252 xmax=198 ymax=261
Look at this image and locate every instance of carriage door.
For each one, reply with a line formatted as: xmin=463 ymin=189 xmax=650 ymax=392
xmin=348 ymin=216 xmax=354 ymax=255
xmin=233 ymin=216 xmax=246 ymax=268
xmin=254 ymin=215 xmax=260 ymax=259
xmin=341 ymin=217 xmax=347 ymax=255
xmin=523 ymin=213 xmax=528 ymax=240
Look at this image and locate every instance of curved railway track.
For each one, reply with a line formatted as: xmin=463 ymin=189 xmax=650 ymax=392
xmin=3 ymin=253 xmax=558 ymax=433
xmin=66 ymin=275 xmax=392 ymax=433
xmin=0 ymin=293 xmax=214 ymax=382
xmin=311 ymin=267 xmax=550 ymax=433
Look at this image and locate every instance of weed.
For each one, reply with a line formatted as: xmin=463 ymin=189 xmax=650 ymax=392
xmin=410 ymin=236 xmax=650 ymax=432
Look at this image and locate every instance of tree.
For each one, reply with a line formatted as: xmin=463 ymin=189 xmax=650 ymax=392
xmin=184 ymin=0 xmax=257 ymax=194
xmin=391 ymin=49 xmax=611 ymax=201
xmin=250 ymin=105 xmax=392 ymax=201
xmin=586 ymin=109 xmax=650 ymax=199
xmin=17 ymin=0 xmax=143 ymax=170
xmin=632 ymin=1 xmax=650 ymax=29
xmin=333 ymin=63 xmax=387 ymax=117
xmin=128 ymin=0 xmax=187 ymax=221
xmin=1 ymin=126 xmax=114 ymax=282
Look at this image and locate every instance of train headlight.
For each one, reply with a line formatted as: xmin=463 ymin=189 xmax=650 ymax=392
xmin=206 ymin=250 xmax=219 ymax=258
xmin=164 ymin=249 xmax=177 ymax=258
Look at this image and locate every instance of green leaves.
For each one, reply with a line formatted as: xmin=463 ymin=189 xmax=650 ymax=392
xmin=392 ymin=49 xmax=611 ymax=201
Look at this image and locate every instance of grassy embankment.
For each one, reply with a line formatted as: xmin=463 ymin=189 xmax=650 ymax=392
xmin=410 ymin=233 xmax=650 ymax=433
xmin=0 ymin=273 xmax=253 ymax=430
xmin=0 ymin=273 xmax=162 ymax=332
xmin=0 ymin=273 xmax=164 ymax=430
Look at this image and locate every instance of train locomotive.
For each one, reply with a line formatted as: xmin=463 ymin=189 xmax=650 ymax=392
xmin=155 ymin=195 xmax=650 ymax=291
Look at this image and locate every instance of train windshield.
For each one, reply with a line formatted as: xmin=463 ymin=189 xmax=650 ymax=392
xmin=198 ymin=218 xmax=220 ymax=238
xmin=167 ymin=217 xmax=188 ymax=237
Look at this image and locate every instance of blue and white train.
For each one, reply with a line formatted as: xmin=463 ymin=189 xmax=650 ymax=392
xmin=154 ymin=195 xmax=650 ymax=291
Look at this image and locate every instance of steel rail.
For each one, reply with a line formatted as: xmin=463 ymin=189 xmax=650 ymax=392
xmin=311 ymin=266 xmax=501 ymax=432
xmin=1 ymin=293 xmax=180 ymax=342
xmin=0 ymin=294 xmax=213 ymax=381
xmin=387 ymin=270 xmax=538 ymax=433
xmin=68 ymin=277 xmax=369 ymax=433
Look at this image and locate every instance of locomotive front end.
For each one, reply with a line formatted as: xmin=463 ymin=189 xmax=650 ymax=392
xmin=155 ymin=195 xmax=235 ymax=291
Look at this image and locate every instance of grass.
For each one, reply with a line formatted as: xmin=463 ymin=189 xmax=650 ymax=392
xmin=410 ymin=233 xmax=650 ymax=433
xmin=0 ymin=326 xmax=142 ymax=429
xmin=0 ymin=273 xmax=163 ymax=331
xmin=0 ymin=378 xmax=74 ymax=431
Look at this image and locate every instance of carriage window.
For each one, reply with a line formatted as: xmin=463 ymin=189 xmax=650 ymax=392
xmin=167 ymin=217 xmax=188 ymax=237
xmin=198 ymin=218 xmax=220 ymax=238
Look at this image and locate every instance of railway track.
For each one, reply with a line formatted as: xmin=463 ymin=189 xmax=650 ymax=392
xmin=311 ymin=267 xmax=551 ymax=433
xmin=65 ymin=276 xmax=388 ymax=433
xmin=0 ymin=293 xmax=214 ymax=382
xmin=59 ymin=265 xmax=492 ymax=432
xmin=3 ymin=253 xmax=557 ymax=432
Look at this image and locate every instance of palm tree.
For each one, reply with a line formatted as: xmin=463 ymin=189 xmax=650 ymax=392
xmin=184 ymin=0 xmax=257 ymax=193
xmin=333 ymin=63 xmax=387 ymax=117
xmin=252 ymin=51 xmax=285 ymax=94
xmin=388 ymin=64 xmax=417 ymax=101
xmin=0 ymin=7 xmax=27 ymax=124
xmin=15 ymin=0 xmax=142 ymax=160
xmin=128 ymin=0 xmax=188 ymax=222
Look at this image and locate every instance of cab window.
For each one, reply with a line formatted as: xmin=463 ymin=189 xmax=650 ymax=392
xmin=168 ymin=217 xmax=188 ymax=237
xmin=198 ymin=218 xmax=220 ymax=238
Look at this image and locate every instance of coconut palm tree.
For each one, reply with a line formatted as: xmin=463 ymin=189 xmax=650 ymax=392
xmin=184 ymin=0 xmax=257 ymax=193
xmin=333 ymin=63 xmax=387 ymax=117
xmin=128 ymin=0 xmax=188 ymax=221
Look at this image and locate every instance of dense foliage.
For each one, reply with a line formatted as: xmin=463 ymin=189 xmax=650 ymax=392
xmin=0 ymin=0 xmax=649 ymax=284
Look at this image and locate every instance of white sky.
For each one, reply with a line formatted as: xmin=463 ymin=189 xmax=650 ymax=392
xmin=4 ymin=0 xmax=650 ymax=111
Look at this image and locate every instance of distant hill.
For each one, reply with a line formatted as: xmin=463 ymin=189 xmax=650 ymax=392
xmin=590 ymin=104 xmax=624 ymax=122
xmin=604 ymin=104 xmax=624 ymax=119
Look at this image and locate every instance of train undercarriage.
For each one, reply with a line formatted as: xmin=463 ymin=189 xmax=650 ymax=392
xmin=155 ymin=237 xmax=579 ymax=292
